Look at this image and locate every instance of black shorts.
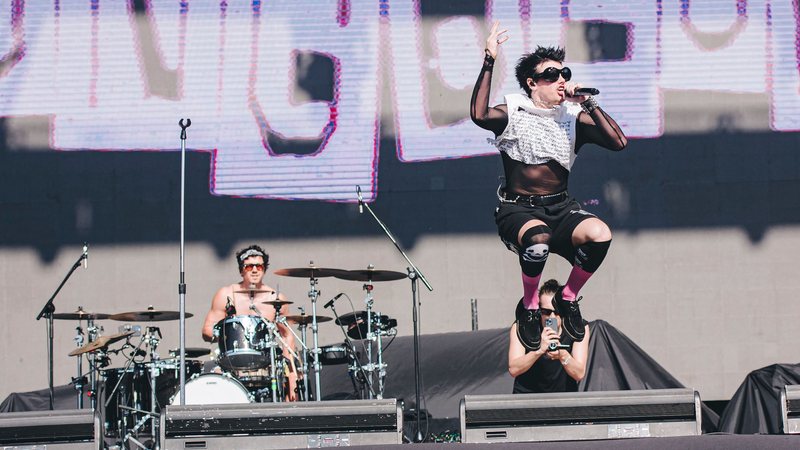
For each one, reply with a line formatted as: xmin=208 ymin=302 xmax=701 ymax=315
xmin=494 ymin=195 xmax=596 ymax=261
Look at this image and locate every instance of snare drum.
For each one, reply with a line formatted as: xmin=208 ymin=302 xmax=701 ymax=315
xmin=232 ymin=367 xmax=271 ymax=389
xmin=215 ymin=315 xmax=272 ymax=370
xmin=169 ymin=373 xmax=252 ymax=405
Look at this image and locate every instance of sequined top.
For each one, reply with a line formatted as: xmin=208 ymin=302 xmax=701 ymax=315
xmin=488 ymin=93 xmax=581 ymax=171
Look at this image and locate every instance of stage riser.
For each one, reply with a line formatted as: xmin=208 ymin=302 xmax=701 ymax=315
xmin=464 ymin=422 xmax=699 ymax=443
xmin=781 ymin=385 xmax=800 ymax=434
xmin=1 ymin=443 xmax=97 ymax=450
xmin=163 ymin=431 xmax=400 ymax=449
xmin=0 ymin=409 xmax=100 ymax=450
xmin=161 ymin=398 xmax=402 ymax=449
xmin=461 ymin=389 xmax=701 ymax=444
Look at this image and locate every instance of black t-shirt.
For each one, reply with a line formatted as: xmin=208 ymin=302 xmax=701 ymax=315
xmin=512 ymin=332 xmax=578 ymax=394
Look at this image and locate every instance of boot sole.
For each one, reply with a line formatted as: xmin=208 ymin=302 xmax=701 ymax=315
xmin=516 ymin=320 xmax=541 ymax=351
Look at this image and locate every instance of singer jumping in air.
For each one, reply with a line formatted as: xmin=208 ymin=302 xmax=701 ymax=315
xmin=470 ymin=22 xmax=627 ymax=351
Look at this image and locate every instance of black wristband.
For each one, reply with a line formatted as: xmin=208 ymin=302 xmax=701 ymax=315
xmin=483 ymin=51 xmax=495 ymax=68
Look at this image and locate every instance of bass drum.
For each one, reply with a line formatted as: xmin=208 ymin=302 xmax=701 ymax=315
xmin=170 ymin=373 xmax=252 ymax=405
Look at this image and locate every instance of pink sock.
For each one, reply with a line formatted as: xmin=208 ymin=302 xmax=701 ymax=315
xmin=521 ymin=273 xmax=542 ymax=309
xmin=562 ymin=266 xmax=593 ymax=301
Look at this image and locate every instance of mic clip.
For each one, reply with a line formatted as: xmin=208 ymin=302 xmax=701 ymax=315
xmin=324 ymin=293 xmax=344 ymax=309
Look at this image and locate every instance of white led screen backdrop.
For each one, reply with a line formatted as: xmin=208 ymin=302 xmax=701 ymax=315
xmin=1 ymin=0 xmax=798 ymax=201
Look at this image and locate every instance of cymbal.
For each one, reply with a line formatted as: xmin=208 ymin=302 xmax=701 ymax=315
xmin=109 ymin=308 xmax=194 ymax=322
xmin=69 ymin=330 xmax=134 ymax=356
xmin=169 ymin=347 xmax=210 ymax=358
xmin=234 ymin=288 xmax=276 ymax=294
xmin=284 ymin=314 xmax=333 ymax=325
xmin=260 ymin=299 xmax=293 ymax=308
xmin=53 ymin=309 xmax=111 ymax=320
xmin=274 ymin=265 xmax=349 ymax=279
xmin=335 ymin=268 xmax=407 ymax=282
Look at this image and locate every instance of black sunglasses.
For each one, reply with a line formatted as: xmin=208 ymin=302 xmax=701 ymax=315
xmin=540 ymin=307 xmax=559 ymax=316
xmin=532 ymin=66 xmax=572 ymax=83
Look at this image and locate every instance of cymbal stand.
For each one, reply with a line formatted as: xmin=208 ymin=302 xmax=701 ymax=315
xmin=86 ymin=319 xmax=102 ymax=410
xmin=73 ymin=322 xmax=85 ymax=408
xmin=295 ymin=307 xmax=311 ymax=401
xmin=276 ymin=315 xmax=315 ymax=401
xmin=361 ymin=280 xmax=379 ymax=399
xmin=306 ymin=273 xmax=323 ymax=401
xmin=248 ymin=303 xmax=280 ymax=403
xmin=373 ymin=314 xmax=388 ymax=399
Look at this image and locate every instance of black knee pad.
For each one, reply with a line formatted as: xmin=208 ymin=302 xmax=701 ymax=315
xmin=574 ymin=240 xmax=611 ymax=273
xmin=519 ymin=225 xmax=551 ymax=276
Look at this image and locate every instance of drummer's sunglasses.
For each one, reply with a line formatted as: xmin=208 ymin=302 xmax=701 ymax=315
xmin=532 ymin=66 xmax=572 ymax=83
xmin=243 ymin=263 xmax=265 ymax=271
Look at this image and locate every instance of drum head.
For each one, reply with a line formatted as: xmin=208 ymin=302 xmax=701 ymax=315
xmin=171 ymin=374 xmax=251 ymax=405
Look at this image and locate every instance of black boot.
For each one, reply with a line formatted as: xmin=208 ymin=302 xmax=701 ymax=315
xmin=515 ymin=299 xmax=542 ymax=351
xmin=554 ymin=287 xmax=585 ymax=341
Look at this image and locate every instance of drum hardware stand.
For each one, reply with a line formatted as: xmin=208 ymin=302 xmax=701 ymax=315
xmin=72 ymin=316 xmax=103 ymax=410
xmin=73 ymin=323 xmax=86 ymax=408
xmin=86 ymin=318 xmax=103 ymax=410
xmin=359 ymin=278 xmax=389 ymax=399
xmin=106 ymin=326 xmax=162 ymax=450
xmin=119 ymin=405 xmax=159 ymax=450
xmin=176 ymin=118 xmax=191 ymax=406
xmin=294 ymin=307 xmax=312 ymax=401
xmin=277 ymin=314 xmax=315 ymax=401
xmin=105 ymin=333 xmax=147 ymax=446
xmin=35 ymin=245 xmax=89 ymax=410
xmin=327 ymin=302 xmax=376 ymax=399
xmin=248 ymin=303 xmax=299 ymax=403
xmin=355 ymin=185 xmax=433 ymax=442
xmin=305 ymin=266 xmax=323 ymax=401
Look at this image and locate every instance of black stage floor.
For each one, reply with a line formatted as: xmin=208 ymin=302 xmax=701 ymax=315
xmin=356 ymin=434 xmax=800 ymax=449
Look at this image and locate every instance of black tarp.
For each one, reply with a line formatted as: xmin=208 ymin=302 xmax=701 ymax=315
xmin=717 ymin=363 xmax=800 ymax=434
xmin=580 ymin=320 xmax=719 ymax=432
xmin=0 ymin=384 xmax=88 ymax=412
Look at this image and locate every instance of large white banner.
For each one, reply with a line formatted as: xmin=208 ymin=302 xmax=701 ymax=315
xmin=1 ymin=0 xmax=797 ymax=201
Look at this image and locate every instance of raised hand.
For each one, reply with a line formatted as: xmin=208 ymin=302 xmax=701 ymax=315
xmin=485 ymin=20 xmax=509 ymax=59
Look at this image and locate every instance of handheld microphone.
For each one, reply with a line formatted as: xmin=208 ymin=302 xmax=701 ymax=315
xmin=356 ymin=185 xmax=363 ymax=214
xmin=324 ymin=293 xmax=344 ymax=309
xmin=573 ymin=87 xmax=600 ymax=96
xmin=82 ymin=243 xmax=88 ymax=269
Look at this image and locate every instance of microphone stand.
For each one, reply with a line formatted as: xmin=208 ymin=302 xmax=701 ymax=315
xmin=36 ymin=248 xmax=88 ymax=410
xmin=177 ymin=118 xmax=191 ymax=406
xmin=356 ymin=186 xmax=432 ymax=442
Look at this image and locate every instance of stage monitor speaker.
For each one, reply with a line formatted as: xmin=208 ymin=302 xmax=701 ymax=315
xmin=781 ymin=384 xmax=800 ymax=434
xmin=0 ymin=409 xmax=100 ymax=449
xmin=161 ymin=398 xmax=402 ymax=449
xmin=460 ymin=388 xmax=701 ymax=443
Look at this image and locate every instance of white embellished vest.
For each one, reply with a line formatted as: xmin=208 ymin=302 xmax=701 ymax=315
xmin=488 ymin=93 xmax=581 ymax=171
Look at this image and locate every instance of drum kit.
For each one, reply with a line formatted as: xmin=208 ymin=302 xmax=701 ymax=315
xmin=55 ymin=264 xmax=406 ymax=449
